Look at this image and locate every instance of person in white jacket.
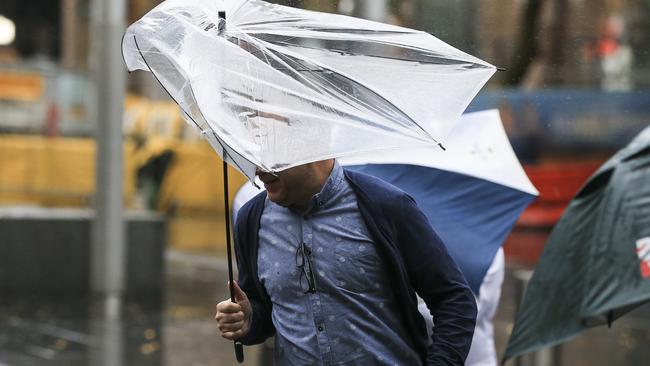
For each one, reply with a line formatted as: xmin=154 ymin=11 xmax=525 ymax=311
xmin=418 ymin=249 xmax=504 ymax=366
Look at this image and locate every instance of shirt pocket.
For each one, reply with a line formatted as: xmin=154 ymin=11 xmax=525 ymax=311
xmin=333 ymin=243 xmax=381 ymax=294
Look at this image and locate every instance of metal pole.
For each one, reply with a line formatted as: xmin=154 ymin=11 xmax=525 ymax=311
xmin=357 ymin=0 xmax=388 ymax=22
xmin=90 ymin=0 xmax=127 ymax=317
xmin=60 ymin=0 xmax=78 ymax=69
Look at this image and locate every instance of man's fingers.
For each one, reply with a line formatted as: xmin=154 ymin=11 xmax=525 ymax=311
xmin=215 ymin=287 xmax=250 ymax=342
xmin=215 ymin=311 xmax=245 ymax=323
xmin=216 ymin=300 xmax=242 ymax=314
xmin=222 ymin=330 xmax=244 ymax=340
xmin=218 ymin=320 xmax=244 ymax=333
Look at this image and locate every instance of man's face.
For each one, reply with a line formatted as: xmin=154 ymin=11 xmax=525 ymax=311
xmin=256 ymin=164 xmax=315 ymax=208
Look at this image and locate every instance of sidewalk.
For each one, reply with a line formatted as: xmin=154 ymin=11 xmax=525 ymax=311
xmin=164 ymin=250 xmax=263 ymax=366
xmin=0 ymin=249 xmax=262 ymax=366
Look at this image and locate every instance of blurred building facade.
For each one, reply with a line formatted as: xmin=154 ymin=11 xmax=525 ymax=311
xmin=1 ymin=0 xmax=649 ymax=135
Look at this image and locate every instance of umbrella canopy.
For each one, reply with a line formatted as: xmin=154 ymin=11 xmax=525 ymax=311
xmin=122 ymin=0 xmax=496 ymax=179
xmin=234 ymin=110 xmax=538 ymax=294
xmin=503 ymin=124 xmax=650 ymax=361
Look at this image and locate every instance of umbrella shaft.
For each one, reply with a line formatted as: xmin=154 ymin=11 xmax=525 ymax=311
xmin=223 ymin=159 xmax=235 ymax=303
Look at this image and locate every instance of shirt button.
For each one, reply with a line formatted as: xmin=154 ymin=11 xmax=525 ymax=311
xmin=317 ymin=325 xmax=324 ymax=332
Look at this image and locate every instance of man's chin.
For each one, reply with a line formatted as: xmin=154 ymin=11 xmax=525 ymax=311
xmin=266 ymin=191 xmax=287 ymax=206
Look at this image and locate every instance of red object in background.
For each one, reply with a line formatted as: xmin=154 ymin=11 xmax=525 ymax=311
xmin=641 ymin=261 xmax=650 ymax=279
xmin=503 ymin=162 xmax=602 ymax=266
xmin=598 ymin=37 xmax=619 ymax=57
xmin=638 ymin=239 xmax=650 ymax=279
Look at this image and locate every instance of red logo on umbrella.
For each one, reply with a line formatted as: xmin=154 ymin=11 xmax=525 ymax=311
xmin=637 ymin=238 xmax=650 ymax=279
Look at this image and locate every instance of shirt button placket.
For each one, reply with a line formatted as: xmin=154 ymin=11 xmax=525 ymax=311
xmin=315 ymin=322 xmax=333 ymax=365
xmin=305 ymin=217 xmax=331 ymax=364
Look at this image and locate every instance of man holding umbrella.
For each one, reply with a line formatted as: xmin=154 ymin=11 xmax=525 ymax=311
xmin=215 ymin=158 xmax=477 ymax=365
xmin=122 ymin=0 xmax=499 ymax=364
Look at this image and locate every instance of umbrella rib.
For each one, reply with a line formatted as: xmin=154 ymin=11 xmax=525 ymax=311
xmin=262 ymin=37 xmax=490 ymax=69
xmin=236 ymin=18 xmax=305 ymax=28
xmin=290 ymin=26 xmax=415 ymax=35
xmin=241 ymin=24 xmax=414 ymax=35
xmin=132 ymin=35 xmax=258 ymax=175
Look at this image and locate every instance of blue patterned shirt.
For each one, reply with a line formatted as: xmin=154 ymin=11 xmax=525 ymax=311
xmin=258 ymin=162 xmax=422 ymax=365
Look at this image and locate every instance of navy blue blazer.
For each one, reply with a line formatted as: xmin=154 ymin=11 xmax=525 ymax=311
xmin=234 ymin=169 xmax=477 ymax=365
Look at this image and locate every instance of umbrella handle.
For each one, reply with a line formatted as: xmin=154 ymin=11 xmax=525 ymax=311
xmin=235 ymin=341 xmax=244 ymax=362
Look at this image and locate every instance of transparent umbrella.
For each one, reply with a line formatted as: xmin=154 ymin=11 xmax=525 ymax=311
xmin=122 ymin=0 xmax=496 ymax=180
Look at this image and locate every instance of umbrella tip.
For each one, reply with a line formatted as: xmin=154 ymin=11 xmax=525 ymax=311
xmin=438 ymin=143 xmax=446 ymax=151
xmin=218 ymin=11 xmax=226 ymax=34
xmin=497 ymin=66 xmax=507 ymax=72
xmin=607 ymin=310 xmax=613 ymax=328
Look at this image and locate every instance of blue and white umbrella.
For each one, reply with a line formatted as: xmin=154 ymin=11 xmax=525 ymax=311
xmin=338 ymin=109 xmax=538 ymax=295
xmin=234 ymin=109 xmax=537 ymax=295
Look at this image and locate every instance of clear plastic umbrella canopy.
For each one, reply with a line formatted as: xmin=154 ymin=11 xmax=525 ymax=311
xmin=122 ymin=0 xmax=496 ymax=179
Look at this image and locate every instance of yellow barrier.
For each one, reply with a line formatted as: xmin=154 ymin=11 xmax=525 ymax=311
xmin=0 ymin=135 xmax=248 ymax=252
xmin=0 ymin=135 xmax=136 ymax=206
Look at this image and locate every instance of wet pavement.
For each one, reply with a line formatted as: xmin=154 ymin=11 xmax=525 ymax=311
xmin=163 ymin=251 xmax=262 ymax=366
xmin=1 ymin=250 xmax=649 ymax=365
xmin=0 ymin=250 xmax=262 ymax=366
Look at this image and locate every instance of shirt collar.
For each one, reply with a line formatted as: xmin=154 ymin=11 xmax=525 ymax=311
xmin=308 ymin=160 xmax=344 ymax=212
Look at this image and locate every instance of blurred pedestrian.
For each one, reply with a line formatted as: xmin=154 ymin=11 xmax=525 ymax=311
xmin=216 ymin=159 xmax=477 ymax=365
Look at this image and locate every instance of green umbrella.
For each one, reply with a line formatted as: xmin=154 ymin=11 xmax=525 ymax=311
xmin=504 ymin=125 xmax=650 ymax=362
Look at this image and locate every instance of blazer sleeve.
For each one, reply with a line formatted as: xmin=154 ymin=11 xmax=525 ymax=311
xmin=396 ymin=194 xmax=478 ymax=365
xmin=233 ymin=200 xmax=276 ymax=345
